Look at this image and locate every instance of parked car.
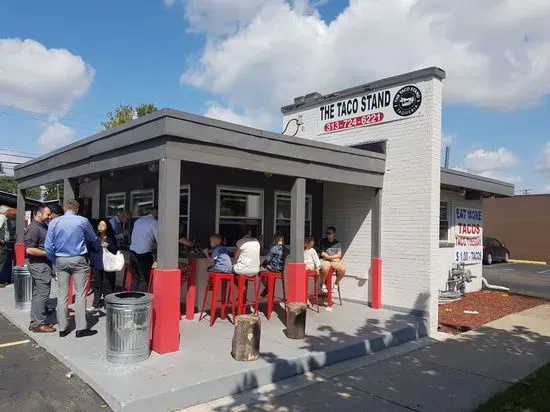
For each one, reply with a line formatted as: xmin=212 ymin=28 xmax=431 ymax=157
xmin=483 ymin=237 xmax=510 ymax=265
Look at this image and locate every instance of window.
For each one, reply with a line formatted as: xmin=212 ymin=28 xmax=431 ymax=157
xmin=130 ymin=189 xmax=155 ymax=217
xmin=105 ymin=193 xmax=126 ymax=217
xmin=439 ymin=201 xmax=449 ymax=241
xmin=274 ymin=192 xmax=312 ymax=245
xmin=216 ymin=186 xmax=263 ymax=246
xmin=179 ymin=185 xmax=190 ymax=238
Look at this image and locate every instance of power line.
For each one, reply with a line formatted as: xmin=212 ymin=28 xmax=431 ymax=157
xmin=0 ymin=96 xmax=106 ymax=121
xmin=0 ymin=108 xmax=101 ymax=134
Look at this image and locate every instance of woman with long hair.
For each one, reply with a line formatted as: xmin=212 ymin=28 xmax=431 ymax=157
xmin=88 ymin=218 xmax=118 ymax=311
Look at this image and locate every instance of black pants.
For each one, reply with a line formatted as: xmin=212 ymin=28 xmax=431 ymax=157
xmin=129 ymin=251 xmax=154 ymax=292
xmin=92 ymin=268 xmax=116 ymax=307
xmin=0 ymin=243 xmax=7 ymax=277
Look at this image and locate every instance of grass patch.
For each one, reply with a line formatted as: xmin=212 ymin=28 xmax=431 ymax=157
xmin=476 ymin=362 xmax=550 ymax=412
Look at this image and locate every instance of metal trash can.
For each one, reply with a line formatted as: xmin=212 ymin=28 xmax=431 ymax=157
xmin=105 ymin=291 xmax=153 ymax=365
xmin=13 ymin=265 xmax=32 ymax=310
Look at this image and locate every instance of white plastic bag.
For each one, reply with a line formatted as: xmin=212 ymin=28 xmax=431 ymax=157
xmin=102 ymin=250 xmax=125 ymax=272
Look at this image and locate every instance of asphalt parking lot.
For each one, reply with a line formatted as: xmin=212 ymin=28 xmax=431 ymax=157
xmin=0 ymin=314 xmax=110 ymax=412
xmin=483 ymin=263 xmax=550 ymax=300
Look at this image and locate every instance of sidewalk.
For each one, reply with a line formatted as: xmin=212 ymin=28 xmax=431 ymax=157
xmin=183 ymin=304 xmax=550 ymax=412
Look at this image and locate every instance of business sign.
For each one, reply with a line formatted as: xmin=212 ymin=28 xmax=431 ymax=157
xmin=454 ymin=207 xmax=483 ymax=264
xmin=318 ymin=83 xmax=424 ymax=134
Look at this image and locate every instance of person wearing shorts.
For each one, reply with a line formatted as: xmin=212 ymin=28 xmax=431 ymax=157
xmin=319 ymin=226 xmax=345 ymax=294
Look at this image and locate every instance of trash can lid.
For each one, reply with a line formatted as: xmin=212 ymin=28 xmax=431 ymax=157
xmin=105 ymin=291 xmax=154 ymax=305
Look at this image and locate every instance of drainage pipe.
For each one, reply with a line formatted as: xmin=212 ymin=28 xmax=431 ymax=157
xmin=482 ymin=277 xmax=510 ymax=292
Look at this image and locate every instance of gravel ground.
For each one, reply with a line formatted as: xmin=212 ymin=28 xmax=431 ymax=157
xmin=438 ymin=290 xmax=547 ymax=334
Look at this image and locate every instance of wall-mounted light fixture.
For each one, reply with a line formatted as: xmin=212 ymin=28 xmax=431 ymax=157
xmin=148 ymin=163 xmax=159 ymax=173
xmin=264 ymin=172 xmax=273 ymax=178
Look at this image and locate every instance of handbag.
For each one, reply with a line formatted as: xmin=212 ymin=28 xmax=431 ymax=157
xmin=102 ymin=249 xmax=125 ymax=272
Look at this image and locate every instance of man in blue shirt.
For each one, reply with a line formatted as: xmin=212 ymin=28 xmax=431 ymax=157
xmin=45 ymin=199 xmax=97 ymax=338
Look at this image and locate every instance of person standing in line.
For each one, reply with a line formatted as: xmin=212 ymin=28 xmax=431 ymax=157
xmin=88 ymin=219 xmax=118 ymax=311
xmin=110 ymin=210 xmax=132 ymax=247
xmin=45 ymin=199 xmax=97 ymax=338
xmin=0 ymin=206 xmax=11 ymax=288
xmin=49 ymin=204 xmax=64 ymax=220
xmin=129 ymin=208 xmax=158 ymax=292
xmin=25 ymin=205 xmax=55 ymax=333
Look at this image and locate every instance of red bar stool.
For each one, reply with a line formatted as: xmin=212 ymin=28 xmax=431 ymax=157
xmin=200 ymin=272 xmax=236 ymax=326
xmin=256 ymin=271 xmax=287 ymax=320
xmin=123 ymin=263 xmax=133 ymax=291
xmin=326 ymin=267 xmax=343 ymax=306
xmin=305 ymin=270 xmax=320 ymax=313
xmin=236 ymin=274 xmax=258 ymax=315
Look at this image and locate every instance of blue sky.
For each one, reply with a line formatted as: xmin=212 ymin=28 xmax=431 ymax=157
xmin=1 ymin=0 xmax=549 ymax=193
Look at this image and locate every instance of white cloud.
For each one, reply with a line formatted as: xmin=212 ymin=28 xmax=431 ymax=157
xmin=176 ymin=0 xmax=550 ymax=127
xmin=38 ymin=121 xmax=76 ymax=151
xmin=442 ymin=133 xmax=456 ymax=148
xmin=204 ymin=102 xmax=273 ymax=129
xmin=541 ymin=185 xmax=550 ymax=193
xmin=164 ymin=0 xmax=176 ymax=6
xmin=476 ymin=170 xmax=522 ymax=184
xmin=537 ymin=141 xmax=550 ymax=171
xmin=464 ymin=148 xmax=518 ymax=172
xmin=0 ymin=38 xmax=95 ymax=117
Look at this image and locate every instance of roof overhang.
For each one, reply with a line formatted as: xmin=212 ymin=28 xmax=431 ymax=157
xmin=441 ymin=168 xmax=514 ymax=197
xmin=15 ymin=109 xmax=385 ymax=189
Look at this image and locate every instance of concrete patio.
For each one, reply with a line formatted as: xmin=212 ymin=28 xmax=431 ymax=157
xmin=0 ymin=281 xmax=427 ymax=412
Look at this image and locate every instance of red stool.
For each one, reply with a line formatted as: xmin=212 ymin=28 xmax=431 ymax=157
xmin=325 ymin=267 xmax=342 ymax=306
xmin=123 ymin=264 xmax=133 ymax=291
xmin=256 ymin=271 xmax=287 ymax=320
xmin=236 ymin=274 xmax=258 ymax=315
xmin=200 ymin=272 xmax=236 ymax=326
xmin=305 ymin=270 xmax=320 ymax=313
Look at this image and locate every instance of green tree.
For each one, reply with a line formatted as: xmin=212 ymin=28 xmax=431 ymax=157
xmin=102 ymin=103 xmax=158 ymax=129
xmin=42 ymin=182 xmax=62 ymax=201
xmin=0 ymin=162 xmax=41 ymax=199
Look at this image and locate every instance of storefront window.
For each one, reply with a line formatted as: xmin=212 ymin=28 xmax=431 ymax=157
xmin=130 ymin=189 xmax=154 ymax=217
xmin=274 ymin=192 xmax=312 ymax=245
xmin=217 ymin=186 xmax=263 ymax=246
xmin=180 ymin=185 xmax=190 ymax=238
xmin=105 ymin=193 xmax=126 ymax=217
xmin=439 ymin=201 xmax=449 ymax=241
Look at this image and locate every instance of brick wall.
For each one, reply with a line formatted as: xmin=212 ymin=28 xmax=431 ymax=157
xmin=283 ymin=75 xmax=443 ymax=333
xmin=483 ymin=195 xmax=550 ymax=263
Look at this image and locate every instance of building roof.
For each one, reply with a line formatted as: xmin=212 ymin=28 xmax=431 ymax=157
xmin=281 ymin=67 xmax=446 ymax=114
xmin=441 ymin=168 xmax=514 ymax=197
xmin=15 ymin=109 xmax=386 ymax=189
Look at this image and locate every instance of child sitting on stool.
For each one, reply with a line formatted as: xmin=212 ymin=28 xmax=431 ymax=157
xmin=203 ymin=234 xmax=232 ymax=274
xmin=259 ymin=232 xmax=288 ymax=297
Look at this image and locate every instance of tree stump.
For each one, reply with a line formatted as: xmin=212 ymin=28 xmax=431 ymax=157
xmin=231 ymin=315 xmax=261 ymax=361
xmin=286 ymin=302 xmax=307 ymax=339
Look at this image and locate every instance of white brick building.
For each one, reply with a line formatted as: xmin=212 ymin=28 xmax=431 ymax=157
xmin=281 ymin=67 xmax=514 ymax=333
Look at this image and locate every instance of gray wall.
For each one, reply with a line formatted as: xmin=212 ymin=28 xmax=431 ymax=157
xmin=99 ymin=162 xmax=323 ymax=249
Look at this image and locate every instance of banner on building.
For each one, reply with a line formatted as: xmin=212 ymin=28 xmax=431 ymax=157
xmin=454 ymin=207 xmax=483 ymax=264
xmin=317 ymin=82 xmax=426 ymax=135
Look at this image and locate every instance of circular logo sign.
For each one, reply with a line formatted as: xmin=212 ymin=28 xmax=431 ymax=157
xmin=393 ymin=85 xmax=422 ymax=117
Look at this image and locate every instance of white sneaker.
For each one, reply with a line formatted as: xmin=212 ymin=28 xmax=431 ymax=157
xmin=321 ymin=284 xmax=328 ymax=294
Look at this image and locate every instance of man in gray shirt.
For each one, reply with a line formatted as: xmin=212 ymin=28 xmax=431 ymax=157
xmin=25 ymin=205 xmax=55 ymax=333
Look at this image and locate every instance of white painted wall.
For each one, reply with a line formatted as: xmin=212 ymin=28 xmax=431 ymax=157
xmin=283 ymin=74 xmax=443 ymax=333
xmin=438 ymin=190 xmax=483 ymax=293
xmin=79 ymin=179 xmax=100 ymax=219
xmin=322 ymin=183 xmax=375 ymax=303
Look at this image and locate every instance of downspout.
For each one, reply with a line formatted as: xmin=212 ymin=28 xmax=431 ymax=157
xmin=481 ymin=277 xmax=510 ymax=292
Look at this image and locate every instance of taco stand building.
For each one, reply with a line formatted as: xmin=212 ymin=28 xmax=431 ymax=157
xmin=5 ymin=67 xmax=513 ymax=411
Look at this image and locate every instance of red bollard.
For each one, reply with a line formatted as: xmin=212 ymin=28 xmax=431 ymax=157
xmin=151 ymin=268 xmax=181 ymax=354
xmin=14 ymin=242 xmax=25 ymax=266
xmin=68 ymin=277 xmax=74 ymax=305
xmin=371 ymin=258 xmax=382 ymax=309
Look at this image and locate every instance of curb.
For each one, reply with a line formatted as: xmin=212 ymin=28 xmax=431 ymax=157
xmin=507 ymin=259 xmax=547 ymax=265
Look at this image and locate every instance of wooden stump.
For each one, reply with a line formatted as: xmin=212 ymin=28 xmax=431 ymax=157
xmin=286 ymin=302 xmax=307 ymax=339
xmin=231 ymin=315 xmax=261 ymax=361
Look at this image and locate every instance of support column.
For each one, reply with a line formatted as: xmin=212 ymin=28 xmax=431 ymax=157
xmin=63 ymin=178 xmax=77 ymax=202
xmin=152 ymin=157 xmax=181 ymax=354
xmin=370 ymin=188 xmax=382 ymax=309
xmin=287 ymin=177 xmax=306 ymax=303
xmin=14 ymin=187 xmax=26 ymax=267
